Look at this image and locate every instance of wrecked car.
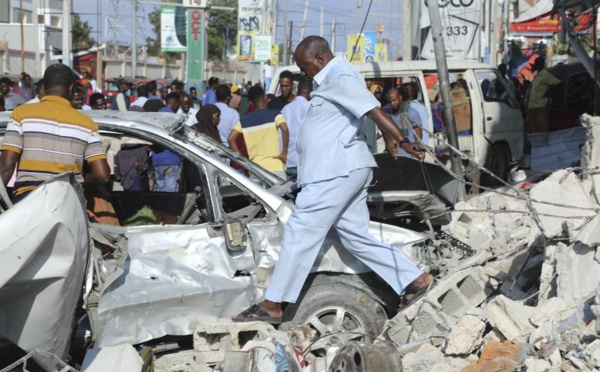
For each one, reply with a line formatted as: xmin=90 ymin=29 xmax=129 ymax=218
xmin=0 ymin=111 xmax=467 ymax=368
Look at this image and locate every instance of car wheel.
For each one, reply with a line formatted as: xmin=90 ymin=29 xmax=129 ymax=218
xmin=282 ymin=277 xmax=387 ymax=357
xmin=483 ymin=143 xmax=509 ymax=186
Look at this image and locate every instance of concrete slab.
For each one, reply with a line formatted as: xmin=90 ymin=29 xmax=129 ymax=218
xmin=485 ymin=295 xmax=534 ymax=340
xmin=442 ymin=315 xmax=485 ymax=355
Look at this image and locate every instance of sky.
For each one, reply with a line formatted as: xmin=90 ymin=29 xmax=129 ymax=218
xmin=73 ymin=0 xmax=405 ymax=58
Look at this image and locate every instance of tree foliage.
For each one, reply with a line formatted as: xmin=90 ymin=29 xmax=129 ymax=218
xmin=145 ymin=0 xmax=238 ymax=63
xmin=72 ymin=14 xmax=96 ymax=51
xmin=207 ymin=0 xmax=238 ymax=62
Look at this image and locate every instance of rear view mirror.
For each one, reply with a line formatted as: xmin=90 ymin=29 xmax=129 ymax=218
xmin=224 ymin=219 xmax=248 ymax=252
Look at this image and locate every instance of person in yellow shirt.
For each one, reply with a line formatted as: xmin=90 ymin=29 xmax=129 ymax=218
xmin=227 ymin=85 xmax=289 ymax=179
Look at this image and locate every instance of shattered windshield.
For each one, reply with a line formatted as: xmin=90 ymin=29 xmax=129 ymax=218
xmin=175 ymin=125 xmax=286 ymax=189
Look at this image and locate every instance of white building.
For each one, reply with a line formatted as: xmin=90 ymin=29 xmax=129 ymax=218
xmin=0 ymin=0 xmax=64 ymax=77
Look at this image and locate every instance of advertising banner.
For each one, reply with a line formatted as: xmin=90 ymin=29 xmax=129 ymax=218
xmin=375 ymin=43 xmax=388 ymax=62
xmin=363 ymin=32 xmax=377 ymax=62
xmin=347 ymin=35 xmax=364 ymax=63
xmin=237 ymin=0 xmax=266 ymax=61
xmin=161 ymin=7 xmax=187 ymax=52
xmin=419 ymin=0 xmax=481 ymax=61
xmin=254 ymin=35 xmax=272 ymax=61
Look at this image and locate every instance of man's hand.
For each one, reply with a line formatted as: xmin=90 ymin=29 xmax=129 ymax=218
xmin=385 ymin=139 xmax=398 ymax=159
xmin=276 ymin=152 xmax=287 ymax=164
xmin=401 ymin=142 xmax=426 ymax=162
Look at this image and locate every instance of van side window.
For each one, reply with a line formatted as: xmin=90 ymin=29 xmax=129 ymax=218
xmin=476 ymin=71 xmax=519 ymax=109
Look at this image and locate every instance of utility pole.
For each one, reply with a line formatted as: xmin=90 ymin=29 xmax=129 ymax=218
xmin=132 ymin=0 xmax=137 ymax=78
xmin=427 ymin=0 xmax=466 ymax=201
xmin=320 ymin=6 xmax=324 ymax=37
xmin=273 ymin=0 xmax=278 ymax=50
xmin=283 ymin=0 xmax=289 ymax=65
xmin=402 ymin=0 xmax=411 ymax=60
xmin=33 ymin=0 xmax=41 ymax=76
xmin=410 ymin=0 xmax=421 ymax=60
xmin=300 ymin=0 xmax=309 ymax=40
xmin=288 ymin=21 xmax=294 ymax=64
xmin=62 ymin=0 xmax=72 ymax=68
xmin=20 ymin=0 xmax=24 ymax=72
xmin=331 ymin=18 xmax=336 ymax=53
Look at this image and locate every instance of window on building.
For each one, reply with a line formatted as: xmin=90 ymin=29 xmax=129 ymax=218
xmin=12 ymin=8 xmax=32 ymax=23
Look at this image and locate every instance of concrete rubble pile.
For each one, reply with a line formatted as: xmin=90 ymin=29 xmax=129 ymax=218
xmin=375 ymin=114 xmax=600 ymax=371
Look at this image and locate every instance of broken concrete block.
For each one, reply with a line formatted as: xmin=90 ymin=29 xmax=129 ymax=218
xmin=483 ymin=328 xmax=506 ymax=344
xmin=576 ymin=214 xmax=600 ymax=248
xmin=401 ymin=343 xmax=445 ymax=372
xmin=386 ymin=267 xmax=491 ymax=345
xmin=442 ymin=315 xmax=485 ymax=355
xmin=529 ymin=297 xmax=573 ymax=327
xmin=555 ymin=241 xmax=600 ymax=303
xmin=192 ymin=322 xmax=284 ymax=365
xmin=530 ymin=170 xmax=597 ymax=238
xmin=538 ymin=243 xmax=562 ymax=305
xmin=524 ymin=357 xmax=552 ymax=372
xmin=154 ymin=350 xmax=212 ymax=372
xmin=81 ymin=344 xmax=143 ymax=372
xmin=485 ymin=295 xmax=534 ymax=340
xmin=580 ymin=114 xmax=600 ymax=204
xmin=586 ymin=339 xmax=600 ymax=368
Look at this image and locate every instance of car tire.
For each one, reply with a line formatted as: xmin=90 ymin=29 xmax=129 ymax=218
xmin=483 ymin=143 xmax=509 ymax=186
xmin=281 ymin=275 xmax=388 ymax=357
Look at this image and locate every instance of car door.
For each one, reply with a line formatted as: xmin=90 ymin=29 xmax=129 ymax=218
xmin=467 ymin=69 xmax=524 ymax=164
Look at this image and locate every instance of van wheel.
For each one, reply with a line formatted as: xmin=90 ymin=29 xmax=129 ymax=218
xmin=281 ymin=277 xmax=387 ymax=358
xmin=483 ymin=143 xmax=509 ymax=186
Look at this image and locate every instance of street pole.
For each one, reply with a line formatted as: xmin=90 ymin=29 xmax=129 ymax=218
xmin=300 ymin=0 xmax=309 ymax=40
xmin=62 ymin=0 xmax=72 ymax=68
xmin=132 ymin=0 xmax=137 ymax=78
xmin=20 ymin=0 xmax=24 ymax=73
xmin=402 ymin=0 xmax=411 ymax=60
xmin=427 ymin=0 xmax=466 ymax=201
xmin=331 ymin=18 xmax=336 ymax=53
xmin=410 ymin=0 xmax=421 ymax=60
xmin=320 ymin=6 xmax=324 ymax=37
xmin=33 ymin=0 xmax=41 ymax=76
xmin=283 ymin=0 xmax=288 ymax=65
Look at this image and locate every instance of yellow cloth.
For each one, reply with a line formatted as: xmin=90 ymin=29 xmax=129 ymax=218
xmin=233 ymin=112 xmax=286 ymax=172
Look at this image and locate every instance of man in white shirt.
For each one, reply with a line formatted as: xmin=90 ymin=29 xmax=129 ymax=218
xmin=263 ymin=61 xmax=274 ymax=92
xmin=400 ymin=82 xmax=429 ymax=147
xmin=214 ymin=85 xmax=241 ymax=147
xmin=281 ymin=77 xmax=312 ymax=180
xmin=130 ymin=85 xmax=149 ymax=112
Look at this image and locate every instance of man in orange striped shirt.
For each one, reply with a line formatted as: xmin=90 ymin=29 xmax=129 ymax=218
xmin=0 ymin=64 xmax=110 ymax=203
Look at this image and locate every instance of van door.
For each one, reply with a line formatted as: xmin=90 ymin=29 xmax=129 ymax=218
xmin=466 ymin=69 xmax=524 ymax=170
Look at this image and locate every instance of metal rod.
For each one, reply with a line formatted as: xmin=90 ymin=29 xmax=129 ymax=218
xmin=426 ymin=0 xmax=466 ymax=201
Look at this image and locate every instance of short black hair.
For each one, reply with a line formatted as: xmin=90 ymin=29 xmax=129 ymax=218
xmin=137 ymin=84 xmax=149 ymax=97
xmin=43 ymin=64 xmax=77 ymax=91
xmin=279 ymin=70 xmax=294 ymax=80
xmin=248 ymin=85 xmax=265 ymax=104
xmin=216 ymin=85 xmax=231 ymax=102
xmin=72 ymin=82 xmax=85 ymax=94
xmin=208 ymin=77 xmax=219 ymax=86
xmin=165 ymin=92 xmax=180 ymax=104
xmin=189 ymin=86 xmax=197 ymax=93
xmin=146 ymin=80 xmax=157 ymax=92
xmin=399 ymin=83 xmax=411 ymax=101
xmin=0 ymin=77 xmax=12 ymax=86
xmin=90 ymin=92 xmax=105 ymax=103
xmin=297 ymin=77 xmax=312 ymax=94
xmin=143 ymin=99 xmax=165 ymax=112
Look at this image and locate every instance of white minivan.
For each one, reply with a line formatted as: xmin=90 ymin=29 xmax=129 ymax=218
xmin=269 ymin=60 xmax=524 ymax=184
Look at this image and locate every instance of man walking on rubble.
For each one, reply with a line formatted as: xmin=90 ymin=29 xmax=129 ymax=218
xmin=233 ymin=36 xmax=433 ymax=324
xmin=0 ymin=64 xmax=110 ymax=202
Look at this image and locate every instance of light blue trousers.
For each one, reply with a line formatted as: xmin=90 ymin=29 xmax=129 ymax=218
xmin=265 ymin=167 xmax=423 ymax=303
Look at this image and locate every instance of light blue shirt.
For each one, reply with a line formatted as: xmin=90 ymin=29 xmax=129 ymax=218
xmin=281 ymin=95 xmax=310 ymax=168
xmin=202 ymin=88 xmax=217 ymax=106
xmin=408 ymin=100 xmax=429 ymax=146
xmin=297 ymin=56 xmax=379 ymax=186
xmin=215 ymin=102 xmax=240 ymax=147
